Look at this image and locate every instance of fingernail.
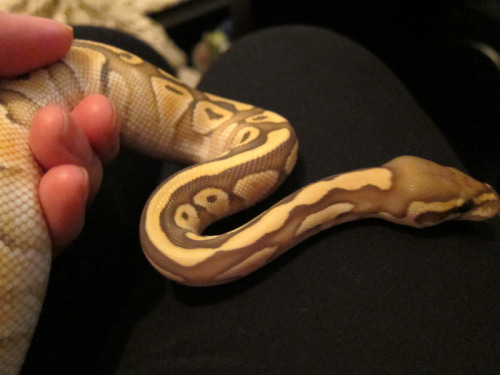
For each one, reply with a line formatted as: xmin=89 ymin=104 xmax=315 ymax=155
xmin=74 ymin=166 xmax=90 ymax=208
xmin=105 ymin=101 xmax=121 ymax=161
xmin=44 ymin=16 xmax=73 ymax=34
xmin=60 ymin=108 xmax=70 ymax=138
xmin=62 ymin=23 xmax=74 ymax=34
xmin=61 ymin=109 xmax=94 ymax=166
xmin=79 ymin=166 xmax=89 ymax=197
xmin=109 ymin=101 xmax=118 ymax=130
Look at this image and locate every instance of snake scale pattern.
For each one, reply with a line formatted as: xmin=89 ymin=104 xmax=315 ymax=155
xmin=0 ymin=40 xmax=499 ymax=374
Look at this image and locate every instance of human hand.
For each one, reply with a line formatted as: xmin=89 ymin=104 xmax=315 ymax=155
xmin=30 ymin=96 xmax=121 ymax=252
xmin=1 ymin=13 xmax=121 ymax=251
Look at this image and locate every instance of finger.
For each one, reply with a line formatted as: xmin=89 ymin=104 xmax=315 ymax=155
xmin=0 ymin=12 xmax=73 ymax=77
xmin=70 ymin=95 xmax=121 ymax=163
xmin=38 ymin=165 xmax=89 ymax=253
xmin=29 ymin=105 xmax=103 ymax=200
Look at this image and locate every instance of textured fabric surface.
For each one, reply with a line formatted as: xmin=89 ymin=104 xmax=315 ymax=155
xmin=21 ymin=26 xmax=500 ymax=375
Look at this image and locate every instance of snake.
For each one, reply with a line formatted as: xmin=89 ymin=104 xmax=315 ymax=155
xmin=0 ymin=39 xmax=499 ymax=375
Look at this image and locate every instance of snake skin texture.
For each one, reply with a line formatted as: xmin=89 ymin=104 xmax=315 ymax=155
xmin=1 ymin=40 xmax=499 ymax=375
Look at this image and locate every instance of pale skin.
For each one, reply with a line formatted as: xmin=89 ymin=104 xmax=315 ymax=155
xmin=0 ymin=12 xmax=121 ymax=251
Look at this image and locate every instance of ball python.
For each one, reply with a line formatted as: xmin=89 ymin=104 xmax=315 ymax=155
xmin=0 ymin=39 xmax=499 ymax=375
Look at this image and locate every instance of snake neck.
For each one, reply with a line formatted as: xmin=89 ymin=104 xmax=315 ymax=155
xmin=141 ymin=156 xmax=499 ymax=286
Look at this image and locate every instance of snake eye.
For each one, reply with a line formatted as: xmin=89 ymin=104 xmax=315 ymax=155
xmin=457 ymin=200 xmax=474 ymax=214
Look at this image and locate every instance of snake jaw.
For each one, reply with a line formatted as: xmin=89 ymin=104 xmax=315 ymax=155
xmin=461 ymin=187 xmax=500 ymax=221
xmin=381 ymin=156 xmax=500 ymax=227
xmin=405 ymin=190 xmax=500 ymax=227
xmin=440 ymin=170 xmax=500 ymax=222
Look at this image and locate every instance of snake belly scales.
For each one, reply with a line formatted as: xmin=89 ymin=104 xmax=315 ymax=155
xmin=0 ymin=39 xmax=499 ymax=374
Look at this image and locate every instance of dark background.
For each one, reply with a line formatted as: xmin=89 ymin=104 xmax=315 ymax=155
xmin=161 ymin=0 xmax=500 ymax=189
xmin=250 ymin=0 xmax=500 ymax=189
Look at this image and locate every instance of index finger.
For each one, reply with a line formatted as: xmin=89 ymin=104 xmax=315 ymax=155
xmin=0 ymin=12 xmax=73 ymax=77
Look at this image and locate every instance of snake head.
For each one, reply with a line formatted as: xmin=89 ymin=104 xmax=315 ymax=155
xmin=383 ymin=156 xmax=500 ymax=227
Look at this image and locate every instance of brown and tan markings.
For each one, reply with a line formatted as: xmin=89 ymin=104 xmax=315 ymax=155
xmin=0 ymin=39 xmax=499 ymax=375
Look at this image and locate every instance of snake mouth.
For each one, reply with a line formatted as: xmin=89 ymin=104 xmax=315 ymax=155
xmin=409 ymin=188 xmax=500 ymax=226
xmin=465 ymin=188 xmax=500 ymax=221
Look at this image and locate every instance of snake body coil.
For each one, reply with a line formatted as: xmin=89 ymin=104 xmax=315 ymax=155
xmin=0 ymin=40 xmax=499 ymax=374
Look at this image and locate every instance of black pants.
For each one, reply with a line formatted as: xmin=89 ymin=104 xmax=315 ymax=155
xmin=23 ymin=26 xmax=500 ymax=375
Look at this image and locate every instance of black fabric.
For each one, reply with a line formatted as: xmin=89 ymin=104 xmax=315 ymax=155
xmin=22 ymin=26 xmax=500 ymax=374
